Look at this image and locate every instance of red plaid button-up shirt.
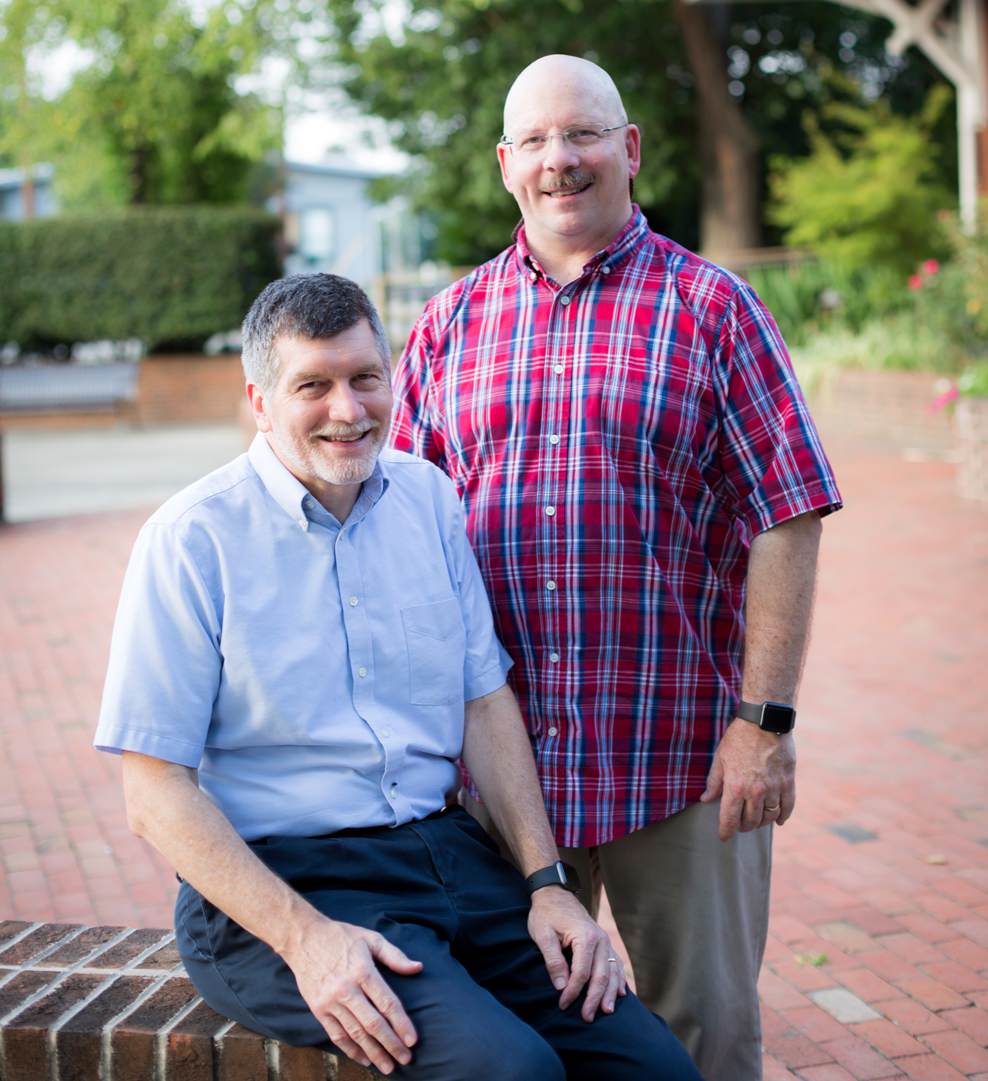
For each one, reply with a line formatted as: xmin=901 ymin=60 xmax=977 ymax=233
xmin=391 ymin=209 xmax=842 ymax=848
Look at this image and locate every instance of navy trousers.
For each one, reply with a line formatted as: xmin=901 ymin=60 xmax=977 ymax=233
xmin=175 ymin=807 xmax=703 ymax=1080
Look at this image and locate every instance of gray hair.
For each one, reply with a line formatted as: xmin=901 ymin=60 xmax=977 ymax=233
xmin=241 ymin=273 xmax=391 ymax=389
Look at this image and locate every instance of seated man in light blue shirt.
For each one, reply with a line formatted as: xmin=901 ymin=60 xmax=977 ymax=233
xmin=94 ymin=273 xmax=701 ymax=1081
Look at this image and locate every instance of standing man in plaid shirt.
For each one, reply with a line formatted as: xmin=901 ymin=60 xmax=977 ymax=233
xmin=391 ymin=54 xmax=842 ymax=1081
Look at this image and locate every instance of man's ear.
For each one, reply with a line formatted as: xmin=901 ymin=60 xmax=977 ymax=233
xmin=497 ymin=142 xmax=514 ymax=194
xmin=245 ymin=382 xmax=272 ymax=433
xmin=625 ymin=123 xmax=642 ymax=181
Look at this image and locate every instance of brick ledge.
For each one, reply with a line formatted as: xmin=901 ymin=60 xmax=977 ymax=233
xmin=0 ymin=920 xmax=373 ymax=1080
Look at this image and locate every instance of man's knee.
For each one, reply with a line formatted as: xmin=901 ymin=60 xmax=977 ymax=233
xmin=483 ymin=1031 xmax=564 ymax=1081
xmin=562 ymin=994 xmax=700 ymax=1081
xmin=411 ymin=1020 xmax=564 ymax=1081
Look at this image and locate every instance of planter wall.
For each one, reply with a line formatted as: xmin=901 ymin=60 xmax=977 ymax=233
xmin=136 ymin=354 xmax=245 ymax=426
xmin=803 ymin=368 xmax=955 ymax=457
xmin=955 ymin=396 xmax=988 ymax=503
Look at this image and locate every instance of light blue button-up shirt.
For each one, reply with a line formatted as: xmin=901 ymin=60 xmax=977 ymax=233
xmin=95 ymin=434 xmax=512 ymax=840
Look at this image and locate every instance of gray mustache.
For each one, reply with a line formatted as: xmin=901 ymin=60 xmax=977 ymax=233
xmin=313 ymin=423 xmax=377 ymax=440
xmin=542 ymin=173 xmax=593 ymax=193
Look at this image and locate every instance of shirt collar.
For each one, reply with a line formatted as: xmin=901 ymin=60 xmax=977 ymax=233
xmin=247 ymin=432 xmax=388 ymax=531
xmin=513 ymin=204 xmax=648 ymax=282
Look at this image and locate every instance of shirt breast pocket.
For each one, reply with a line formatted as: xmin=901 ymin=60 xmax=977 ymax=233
xmin=401 ymin=597 xmax=466 ymax=706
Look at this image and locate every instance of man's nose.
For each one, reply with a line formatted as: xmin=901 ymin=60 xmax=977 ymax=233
xmin=326 ymin=384 xmax=363 ymax=422
xmin=541 ymin=135 xmax=581 ymax=171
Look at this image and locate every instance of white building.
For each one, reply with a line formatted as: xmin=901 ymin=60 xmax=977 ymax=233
xmin=277 ymin=159 xmax=432 ymax=289
xmin=0 ymin=165 xmax=57 ymax=221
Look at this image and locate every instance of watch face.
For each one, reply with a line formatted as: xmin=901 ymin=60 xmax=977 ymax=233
xmin=559 ymin=861 xmax=581 ymax=894
xmin=761 ymin=702 xmax=795 ymax=734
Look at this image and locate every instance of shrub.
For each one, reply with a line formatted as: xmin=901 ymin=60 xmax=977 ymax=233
xmin=909 ymin=209 xmax=988 ymax=367
xmin=768 ymin=86 xmax=953 ymax=279
xmin=745 ymin=259 xmax=910 ymax=347
xmin=792 ymin=312 xmax=952 ymax=377
xmin=0 ymin=206 xmax=280 ymax=353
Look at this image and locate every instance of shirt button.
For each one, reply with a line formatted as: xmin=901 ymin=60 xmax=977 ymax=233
xmin=547 ymin=726 xmax=558 ymax=737
xmin=348 ymin=596 xmax=359 ymax=607
xmin=390 ymin=782 xmax=399 ymax=796
xmin=559 ymin=295 xmax=571 ymax=306
xmin=545 ymin=506 xmax=555 ymax=517
xmin=553 ymin=364 xmax=564 ymax=375
xmin=381 ymin=726 xmax=392 ymax=739
xmin=546 ymin=579 xmax=556 ymax=591
xmin=549 ymin=652 xmax=560 ymax=663
xmin=602 ymin=265 xmax=611 ymax=275
xmin=548 ymin=434 xmax=560 ymax=446
xmin=529 ymin=271 xmax=538 ymax=283
xmin=357 ymin=666 xmax=368 ymax=678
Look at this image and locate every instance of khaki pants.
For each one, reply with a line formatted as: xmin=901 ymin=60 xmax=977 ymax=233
xmin=468 ymin=797 xmax=771 ymax=1081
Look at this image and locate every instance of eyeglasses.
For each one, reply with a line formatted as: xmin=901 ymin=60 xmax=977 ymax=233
xmin=498 ymin=124 xmax=629 ymax=155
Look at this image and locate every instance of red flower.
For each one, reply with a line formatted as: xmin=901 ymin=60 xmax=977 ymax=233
xmin=922 ymin=259 xmax=940 ymax=276
xmin=908 ymin=274 xmax=924 ymax=291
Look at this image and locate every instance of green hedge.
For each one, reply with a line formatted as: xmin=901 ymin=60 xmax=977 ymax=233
xmin=0 ymin=206 xmax=281 ymax=352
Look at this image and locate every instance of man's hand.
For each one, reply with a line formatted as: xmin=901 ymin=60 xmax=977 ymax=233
xmin=700 ymin=718 xmax=796 ymax=842
xmin=283 ymin=916 xmax=423 ymax=1075
xmin=527 ymin=887 xmax=627 ymax=1022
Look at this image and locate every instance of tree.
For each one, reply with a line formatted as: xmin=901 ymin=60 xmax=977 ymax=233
xmin=0 ymin=0 xmax=305 ymax=209
xmin=323 ymin=0 xmax=953 ymax=264
xmin=769 ymin=84 xmax=953 ymax=277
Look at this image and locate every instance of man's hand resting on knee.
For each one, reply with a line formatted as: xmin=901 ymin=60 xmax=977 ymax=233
xmin=121 ymin=754 xmax=421 ymax=1076
xmin=281 ymin=914 xmax=422 ymax=1074
xmin=528 ymin=887 xmax=628 ymax=1021
xmin=464 ymin=685 xmax=630 ymax=1022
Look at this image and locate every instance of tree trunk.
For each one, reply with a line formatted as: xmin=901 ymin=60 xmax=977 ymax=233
xmin=130 ymin=144 xmax=150 ymax=205
xmin=672 ymin=0 xmax=761 ymax=255
xmin=20 ymin=175 xmax=35 ymax=220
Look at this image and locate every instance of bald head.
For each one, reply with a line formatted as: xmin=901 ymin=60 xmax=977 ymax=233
xmin=496 ymin=54 xmax=640 ymax=274
xmin=503 ymin=55 xmax=627 ymax=135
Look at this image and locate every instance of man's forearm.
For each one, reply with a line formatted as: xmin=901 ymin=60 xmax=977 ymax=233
xmin=461 ymin=683 xmax=560 ymax=876
xmin=742 ymin=511 xmax=822 ymax=703
xmin=122 ymin=752 xmax=322 ymax=959
xmin=700 ymin=511 xmax=822 ymax=838
xmin=123 ymin=752 xmax=422 ymax=1071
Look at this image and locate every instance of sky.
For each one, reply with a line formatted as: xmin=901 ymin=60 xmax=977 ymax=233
xmin=34 ymin=35 xmax=406 ymax=174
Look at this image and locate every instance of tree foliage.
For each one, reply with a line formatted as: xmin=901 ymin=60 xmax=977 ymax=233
xmin=323 ymin=0 xmax=955 ymax=265
xmin=769 ymin=83 xmax=953 ymax=277
xmin=0 ymin=0 xmax=305 ymax=208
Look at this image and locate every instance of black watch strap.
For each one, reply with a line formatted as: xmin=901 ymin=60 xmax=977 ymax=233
xmin=736 ymin=699 xmax=796 ymax=734
xmin=526 ymin=860 xmax=581 ymax=895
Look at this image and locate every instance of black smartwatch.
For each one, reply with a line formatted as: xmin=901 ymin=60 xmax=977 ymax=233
xmin=526 ymin=860 xmax=581 ymax=896
xmin=736 ymin=699 xmax=796 ymax=734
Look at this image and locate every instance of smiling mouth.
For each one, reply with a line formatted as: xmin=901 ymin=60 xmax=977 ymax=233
xmin=317 ymin=430 xmax=371 ymax=445
xmin=544 ymin=180 xmax=593 ymax=199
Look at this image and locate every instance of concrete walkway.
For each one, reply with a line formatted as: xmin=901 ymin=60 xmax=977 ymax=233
xmin=1 ymin=423 xmax=244 ymax=522
xmin=0 ymin=426 xmax=986 ymax=1079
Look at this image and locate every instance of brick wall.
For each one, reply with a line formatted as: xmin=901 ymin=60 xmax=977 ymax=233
xmin=0 ymin=921 xmax=373 ymax=1081
xmin=135 ymin=355 xmax=245 ymax=426
xmin=0 ymin=356 xmax=245 ymax=432
xmin=805 ymin=368 xmax=956 ymax=457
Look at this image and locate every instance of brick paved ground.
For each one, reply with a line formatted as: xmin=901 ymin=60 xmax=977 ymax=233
xmin=1 ymin=428 xmax=986 ymax=1079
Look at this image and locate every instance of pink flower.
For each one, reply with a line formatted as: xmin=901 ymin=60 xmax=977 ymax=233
xmin=926 ymin=385 xmax=958 ymax=413
xmin=908 ymin=274 xmax=924 ymax=291
xmin=922 ymin=259 xmax=940 ymax=276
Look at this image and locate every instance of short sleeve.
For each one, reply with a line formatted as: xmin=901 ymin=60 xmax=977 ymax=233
xmin=435 ymin=476 xmax=512 ymax=701
xmin=713 ymin=281 xmax=843 ymax=542
xmin=391 ymin=310 xmax=448 ymax=468
xmin=94 ymin=520 xmax=222 ymax=766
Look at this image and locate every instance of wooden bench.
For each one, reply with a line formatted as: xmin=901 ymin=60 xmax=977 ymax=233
xmin=0 ymin=920 xmax=374 ymax=1080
